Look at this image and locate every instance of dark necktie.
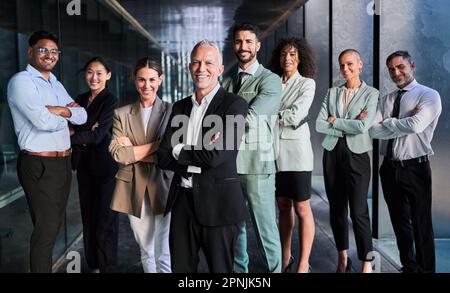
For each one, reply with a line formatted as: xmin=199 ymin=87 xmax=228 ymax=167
xmin=234 ymin=72 xmax=247 ymax=94
xmin=385 ymin=89 xmax=406 ymax=159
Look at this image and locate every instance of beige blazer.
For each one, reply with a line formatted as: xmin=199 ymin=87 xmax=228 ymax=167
xmin=109 ymin=97 xmax=173 ymax=217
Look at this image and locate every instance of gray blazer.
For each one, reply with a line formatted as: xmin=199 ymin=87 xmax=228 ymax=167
xmin=276 ymin=71 xmax=315 ymax=172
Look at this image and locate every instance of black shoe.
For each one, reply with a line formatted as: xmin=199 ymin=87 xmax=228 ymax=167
xmin=283 ymin=256 xmax=295 ymax=273
xmin=308 ymin=265 xmax=312 ymax=273
xmin=345 ymin=258 xmax=352 ymax=273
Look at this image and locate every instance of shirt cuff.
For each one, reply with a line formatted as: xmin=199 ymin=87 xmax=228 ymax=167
xmin=172 ymin=143 xmax=185 ymax=160
xmin=66 ymin=107 xmax=87 ymax=125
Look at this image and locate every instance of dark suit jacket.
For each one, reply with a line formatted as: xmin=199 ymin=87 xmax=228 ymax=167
xmin=71 ymin=88 xmax=118 ymax=176
xmin=158 ymin=87 xmax=248 ymax=227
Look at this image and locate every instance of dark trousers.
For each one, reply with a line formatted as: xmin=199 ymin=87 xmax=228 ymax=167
xmin=77 ymin=163 xmax=118 ymax=271
xmin=380 ymin=159 xmax=435 ymax=273
xmin=17 ymin=152 xmax=72 ymax=273
xmin=169 ymin=188 xmax=238 ymax=273
xmin=323 ymin=138 xmax=373 ymax=261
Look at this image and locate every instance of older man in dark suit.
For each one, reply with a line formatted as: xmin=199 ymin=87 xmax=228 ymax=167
xmin=158 ymin=40 xmax=248 ymax=273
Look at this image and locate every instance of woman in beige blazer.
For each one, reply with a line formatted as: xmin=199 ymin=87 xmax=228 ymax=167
xmin=109 ymin=58 xmax=173 ymax=273
xmin=268 ymin=38 xmax=316 ymax=273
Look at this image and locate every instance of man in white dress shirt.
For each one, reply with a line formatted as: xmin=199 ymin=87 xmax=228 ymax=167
xmin=370 ymin=51 xmax=442 ymax=273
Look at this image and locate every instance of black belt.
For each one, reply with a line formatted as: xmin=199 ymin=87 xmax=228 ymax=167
xmin=386 ymin=155 xmax=429 ymax=168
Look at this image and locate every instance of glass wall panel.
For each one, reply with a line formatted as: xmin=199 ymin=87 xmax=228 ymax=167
xmin=305 ymin=0 xmax=330 ymax=177
xmin=378 ymin=0 xmax=450 ymax=272
xmin=0 ymin=0 xmax=189 ymax=272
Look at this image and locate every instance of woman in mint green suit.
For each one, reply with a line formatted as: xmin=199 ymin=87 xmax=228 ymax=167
xmin=316 ymin=49 xmax=379 ymax=273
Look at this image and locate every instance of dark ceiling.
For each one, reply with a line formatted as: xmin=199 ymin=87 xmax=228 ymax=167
xmin=118 ymin=0 xmax=307 ymax=59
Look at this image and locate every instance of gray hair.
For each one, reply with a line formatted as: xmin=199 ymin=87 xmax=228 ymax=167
xmin=190 ymin=40 xmax=223 ymax=65
xmin=386 ymin=50 xmax=413 ymax=66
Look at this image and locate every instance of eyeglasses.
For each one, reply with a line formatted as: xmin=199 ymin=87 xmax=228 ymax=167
xmin=35 ymin=47 xmax=61 ymax=56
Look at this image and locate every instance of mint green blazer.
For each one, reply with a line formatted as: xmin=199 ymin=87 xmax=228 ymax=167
xmin=315 ymin=81 xmax=379 ymax=154
xmin=222 ymin=64 xmax=281 ymax=174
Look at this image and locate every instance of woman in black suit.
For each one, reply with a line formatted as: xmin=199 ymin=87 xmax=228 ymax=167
xmin=70 ymin=57 xmax=119 ymax=273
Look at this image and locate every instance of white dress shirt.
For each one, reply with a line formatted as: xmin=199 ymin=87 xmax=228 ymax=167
xmin=141 ymin=106 xmax=153 ymax=134
xmin=370 ymin=79 xmax=442 ymax=160
xmin=172 ymin=82 xmax=220 ymax=188
xmin=340 ymin=86 xmax=359 ymax=118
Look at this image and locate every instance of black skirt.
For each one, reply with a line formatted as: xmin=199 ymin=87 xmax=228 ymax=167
xmin=275 ymin=171 xmax=312 ymax=202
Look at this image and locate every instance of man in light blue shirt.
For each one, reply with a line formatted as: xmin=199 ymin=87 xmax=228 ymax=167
xmin=7 ymin=31 xmax=87 ymax=273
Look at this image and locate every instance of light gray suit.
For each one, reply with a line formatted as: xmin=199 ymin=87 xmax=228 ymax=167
xmin=276 ymin=71 xmax=315 ymax=172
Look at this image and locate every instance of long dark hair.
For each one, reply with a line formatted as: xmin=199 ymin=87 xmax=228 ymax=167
xmin=268 ymin=37 xmax=316 ymax=79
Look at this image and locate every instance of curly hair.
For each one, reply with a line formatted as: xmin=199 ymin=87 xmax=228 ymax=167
xmin=268 ymin=37 xmax=316 ymax=79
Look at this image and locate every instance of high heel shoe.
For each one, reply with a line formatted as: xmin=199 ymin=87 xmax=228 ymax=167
xmin=345 ymin=257 xmax=352 ymax=273
xmin=283 ymin=256 xmax=295 ymax=273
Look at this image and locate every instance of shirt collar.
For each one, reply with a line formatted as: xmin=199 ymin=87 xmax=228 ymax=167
xmin=339 ymin=80 xmax=366 ymax=90
xmin=237 ymin=60 xmax=260 ymax=76
xmin=191 ymin=82 xmax=220 ymax=107
xmin=26 ymin=64 xmax=57 ymax=83
xmin=398 ymin=79 xmax=418 ymax=92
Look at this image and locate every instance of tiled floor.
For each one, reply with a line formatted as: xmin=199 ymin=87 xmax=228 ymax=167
xmin=53 ymin=180 xmax=400 ymax=273
xmin=3 ymin=174 xmax=447 ymax=273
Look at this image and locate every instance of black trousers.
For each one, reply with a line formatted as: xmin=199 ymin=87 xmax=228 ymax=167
xmin=77 ymin=162 xmax=118 ymax=271
xmin=380 ymin=159 xmax=435 ymax=273
xmin=17 ymin=152 xmax=72 ymax=273
xmin=323 ymin=138 xmax=373 ymax=261
xmin=169 ymin=188 xmax=238 ymax=273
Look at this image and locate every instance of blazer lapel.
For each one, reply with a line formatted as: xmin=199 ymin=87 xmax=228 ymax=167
xmin=204 ymin=87 xmax=224 ymax=117
xmin=87 ymin=88 xmax=108 ymax=110
xmin=177 ymin=97 xmax=193 ymax=145
xmin=345 ymin=82 xmax=369 ymax=117
xmin=335 ymin=86 xmax=344 ymax=118
xmin=238 ymin=64 xmax=263 ymax=94
xmin=198 ymin=87 xmax=225 ymax=146
xmin=127 ymin=101 xmax=146 ymax=146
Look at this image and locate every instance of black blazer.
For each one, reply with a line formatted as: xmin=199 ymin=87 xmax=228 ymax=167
xmin=158 ymin=87 xmax=248 ymax=226
xmin=71 ymin=88 xmax=118 ymax=176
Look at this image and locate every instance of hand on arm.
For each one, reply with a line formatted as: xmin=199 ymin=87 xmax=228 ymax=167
xmin=115 ymin=136 xmax=161 ymax=162
xmin=410 ymin=106 xmax=421 ymax=116
xmin=357 ymin=109 xmax=368 ymax=120
xmin=327 ymin=115 xmax=336 ymax=124
xmin=46 ymin=105 xmax=72 ymax=118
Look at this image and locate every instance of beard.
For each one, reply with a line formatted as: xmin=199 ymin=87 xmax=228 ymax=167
xmin=235 ymin=50 xmax=256 ymax=64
